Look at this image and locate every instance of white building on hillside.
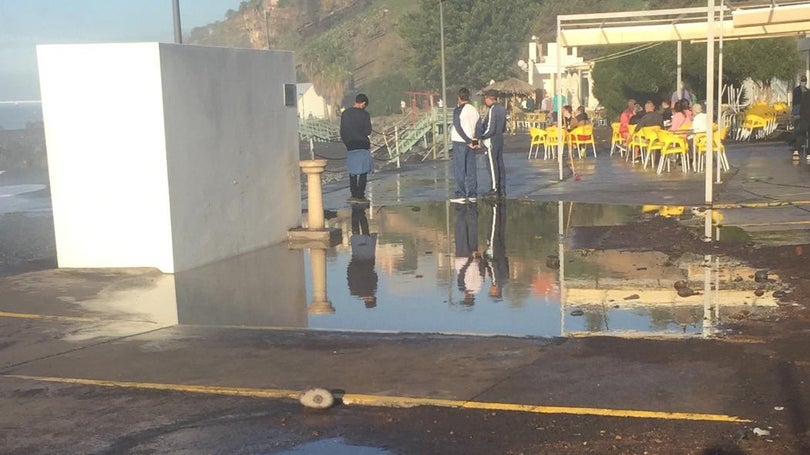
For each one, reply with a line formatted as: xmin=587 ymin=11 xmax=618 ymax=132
xmin=525 ymin=40 xmax=598 ymax=110
xmin=296 ymin=83 xmax=329 ymax=119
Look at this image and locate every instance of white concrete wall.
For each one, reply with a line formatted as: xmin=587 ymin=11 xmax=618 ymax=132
xmin=38 ymin=43 xmax=175 ymax=271
xmin=38 ymin=43 xmax=300 ymax=273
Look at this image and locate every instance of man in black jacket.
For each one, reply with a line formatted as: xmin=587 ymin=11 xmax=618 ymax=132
xmin=340 ymin=94 xmax=373 ymax=203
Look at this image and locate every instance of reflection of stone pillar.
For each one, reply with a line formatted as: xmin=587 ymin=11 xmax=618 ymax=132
xmin=300 ymin=159 xmax=327 ymax=229
xmin=308 ymin=248 xmax=334 ymax=314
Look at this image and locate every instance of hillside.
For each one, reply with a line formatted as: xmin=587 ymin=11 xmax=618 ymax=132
xmin=186 ymin=0 xmax=744 ymax=117
xmin=188 ymin=0 xmax=417 ymax=114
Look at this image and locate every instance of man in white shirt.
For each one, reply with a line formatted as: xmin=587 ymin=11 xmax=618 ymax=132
xmin=450 ymin=87 xmax=480 ymax=203
xmin=691 ymin=103 xmax=707 ymax=133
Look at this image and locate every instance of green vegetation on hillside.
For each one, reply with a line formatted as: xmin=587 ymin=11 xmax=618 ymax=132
xmin=190 ymin=0 xmax=803 ymax=120
xmin=400 ymin=0 xmax=541 ymax=98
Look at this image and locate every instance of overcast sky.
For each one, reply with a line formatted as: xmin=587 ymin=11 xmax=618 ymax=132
xmin=0 ymin=0 xmax=240 ymax=100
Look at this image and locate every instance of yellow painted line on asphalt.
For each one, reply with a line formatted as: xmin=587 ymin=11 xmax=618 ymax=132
xmin=732 ymin=220 xmax=810 ymax=227
xmin=713 ymin=200 xmax=810 ymax=209
xmin=0 ymin=311 xmax=99 ymax=323
xmin=2 ymin=374 xmax=751 ymax=423
xmin=1 ymin=374 xmax=300 ymax=400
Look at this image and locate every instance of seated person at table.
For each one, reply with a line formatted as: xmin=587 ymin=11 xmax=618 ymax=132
xmin=660 ymin=100 xmax=672 ymax=128
xmin=619 ymin=98 xmax=636 ymax=141
xmin=669 ymin=99 xmax=693 ymax=131
xmin=629 ymin=103 xmax=645 ymax=125
xmin=691 ymin=103 xmax=707 ymax=134
xmin=562 ymin=105 xmax=576 ymax=131
xmin=574 ymin=106 xmax=589 ymax=127
xmin=635 ymin=100 xmax=664 ymax=129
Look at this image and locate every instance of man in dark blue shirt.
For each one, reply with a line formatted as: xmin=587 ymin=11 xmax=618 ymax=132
xmin=479 ymin=90 xmax=507 ymax=199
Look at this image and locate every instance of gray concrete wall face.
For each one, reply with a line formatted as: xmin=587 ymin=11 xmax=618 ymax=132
xmin=37 ymin=43 xmax=299 ymax=273
xmin=158 ymin=44 xmax=300 ymax=272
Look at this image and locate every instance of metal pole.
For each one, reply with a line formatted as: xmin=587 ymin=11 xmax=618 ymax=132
xmin=705 ymin=0 xmax=716 ymax=239
xmin=558 ymin=200 xmax=566 ymax=336
xmin=263 ymin=8 xmax=271 ymax=49
xmin=556 ymin=18 xmax=564 ymax=181
xmin=440 ymin=0 xmax=448 ymax=160
xmin=676 ymin=41 xmax=682 ymax=99
xmin=716 ymin=0 xmax=724 ymax=184
xmin=172 ymin=0 xmax=182 ymax=44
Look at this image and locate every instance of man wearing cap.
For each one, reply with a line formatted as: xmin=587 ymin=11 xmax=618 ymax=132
xmin=479 ymin=90 xmax=508 ymax=199
xmin=450 ymin=87 xmax=480 ymax=203
xmin=340 ymin=93 xmax=373 ymax=203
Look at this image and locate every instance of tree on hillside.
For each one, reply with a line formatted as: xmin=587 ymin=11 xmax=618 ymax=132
xmin=300 ymin=36 xmax=355 ymax=118
xmin=591 ymin=38 xmax=800 ymax=118
xmin=400 ymin=0 xmax=540 ymax=99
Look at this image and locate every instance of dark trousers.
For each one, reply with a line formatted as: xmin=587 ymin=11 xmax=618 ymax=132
xmin=349 ymin=173 xmax=368 ymax=198
xmin=452 ymin=142 xmax=477 ymax=197
xmin=486 ymin=143 xmax=505 ymax=192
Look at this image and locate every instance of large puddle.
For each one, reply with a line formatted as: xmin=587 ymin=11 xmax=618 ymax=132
xmin=171 ymin=200 xmax=781 ymax=339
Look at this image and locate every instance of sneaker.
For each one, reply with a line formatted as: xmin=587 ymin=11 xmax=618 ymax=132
xmin=793 ymin=150 xmax=800 ymax=160
xmin=449 ymin=197 xmax=467 ymax=204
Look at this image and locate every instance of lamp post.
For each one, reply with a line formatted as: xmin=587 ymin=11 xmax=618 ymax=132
xmin=439 ymin=0 xmax=448 ymax=159
xmin=172 ymin=0 xmax=182 ymax=44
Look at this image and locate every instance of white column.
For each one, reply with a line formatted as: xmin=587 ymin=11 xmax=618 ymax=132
xmin=705 ymin=0 xmax=716 ymax=241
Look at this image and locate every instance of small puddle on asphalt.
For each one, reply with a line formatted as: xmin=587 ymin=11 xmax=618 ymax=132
xmin=273 ymin=438 xmax=392 ymax=454
xmin=172 ymin=200 xmax=783 ymax=338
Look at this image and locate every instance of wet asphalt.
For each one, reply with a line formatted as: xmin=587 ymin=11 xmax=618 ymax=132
xmin=1 ymin=134 xmax=810 ymax=454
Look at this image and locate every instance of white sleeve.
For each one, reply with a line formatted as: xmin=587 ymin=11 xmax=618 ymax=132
xmin=461 ymin=104 xmax=479 ymax=138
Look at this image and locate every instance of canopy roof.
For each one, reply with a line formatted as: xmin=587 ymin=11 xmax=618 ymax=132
xmin=557 ymin=1 xmax=810 ymax=47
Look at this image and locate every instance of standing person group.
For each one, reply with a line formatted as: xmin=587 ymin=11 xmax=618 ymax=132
xmin=451 ymin=87 xmax=507 ymax=204
xmin=340 ymin=88 xmax=508 ymax=206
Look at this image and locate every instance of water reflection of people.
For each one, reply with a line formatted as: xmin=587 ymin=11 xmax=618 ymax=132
xmin=454 ymin=203 xmax=483 ymax=305
xmin=485 ymin=201 xmax=509 ymax=300
xmin=347 ymin=205 xmax=378 ymax=308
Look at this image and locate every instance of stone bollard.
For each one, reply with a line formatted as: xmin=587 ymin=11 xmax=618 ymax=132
xmin=288 ymin=159 xmax=340 ymax=247
xmin=300 ymin=159 xmax=327 ymax=230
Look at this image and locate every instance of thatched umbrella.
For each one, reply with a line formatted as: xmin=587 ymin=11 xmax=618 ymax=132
xmin=479 ymin=78 xmax=537 ymax=127
xmin=479 ymin=77 xmax=536 ymax=97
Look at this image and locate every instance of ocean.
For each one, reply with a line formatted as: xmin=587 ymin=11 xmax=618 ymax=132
xmin=0 ymin=103 xmax=43 ymax=130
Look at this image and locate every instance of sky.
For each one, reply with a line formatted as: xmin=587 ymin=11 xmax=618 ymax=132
xmin=0 ymin=0 xmax=241 ymax=100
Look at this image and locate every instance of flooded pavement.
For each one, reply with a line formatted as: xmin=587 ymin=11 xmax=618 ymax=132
xmin=274 ymin=438 xmax=392 ymax=454
xmin=166 ymin=200 xmax=786 ymax=339
xmin=2 ymin=142 xmax=810 ymax=454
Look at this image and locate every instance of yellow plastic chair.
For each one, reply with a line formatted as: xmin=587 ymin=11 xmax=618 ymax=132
xmin=627 ymin=126 xmax=660 ymax=165
xmin=656 ymin=130 xmax=690 ymax=174
xmin=528 ymin=127 xmax=547 ymax=159
xmin=569 ymin=124 xmax=597 ymax=159
xmin=695 ymin=126 xmax=730 ymax=172
xmin=543 ymin=126 xmax=565 ymax=160
xmin=610 ymin=122 xmax=625 ymax=157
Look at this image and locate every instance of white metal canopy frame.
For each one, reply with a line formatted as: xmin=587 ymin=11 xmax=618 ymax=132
xmin=553 ymin=0 xmax=810 ymax=224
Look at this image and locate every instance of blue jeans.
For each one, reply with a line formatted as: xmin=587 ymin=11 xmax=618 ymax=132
xmin=452 ymin=141 xmax=477 ymax=197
